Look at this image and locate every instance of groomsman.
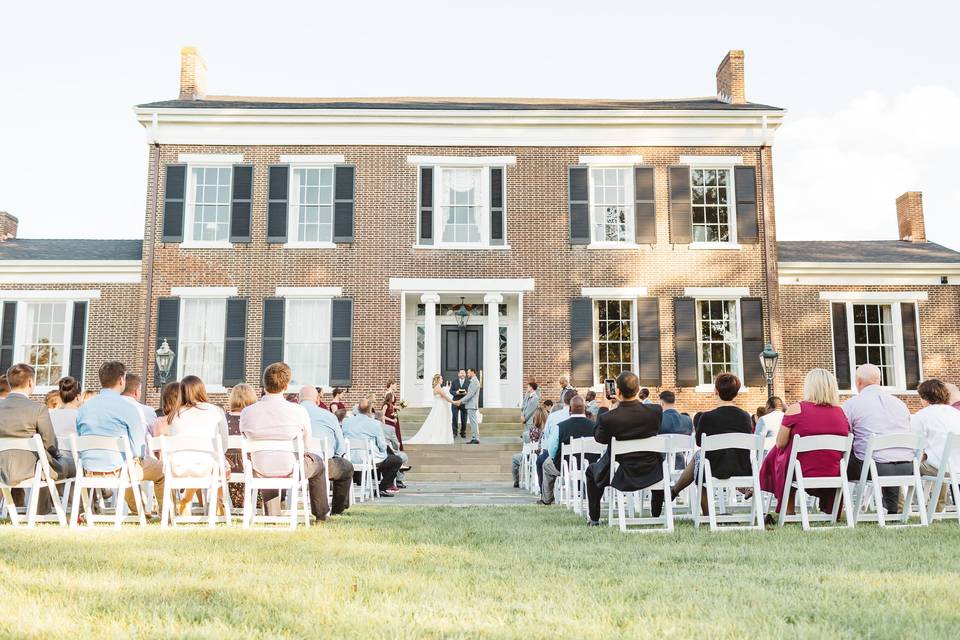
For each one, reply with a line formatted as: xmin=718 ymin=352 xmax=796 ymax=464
xmin=450 ymin=369 xmax=469 ymax=438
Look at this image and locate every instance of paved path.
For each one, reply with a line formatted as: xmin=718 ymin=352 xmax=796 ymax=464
xmin=364 ymin=482 xmax=540 ymax=506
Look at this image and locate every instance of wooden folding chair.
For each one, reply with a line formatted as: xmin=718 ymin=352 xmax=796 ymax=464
xmin=777 ymin=433 xmax=854 ymax=531
xmin=158 ymin=434 xmax=230 ymax=529
xmin=852 ymin=432 xmax=928 ymax=528
xmin=923 ymin=432 xmax=959 ymax=524
xmin=69 ymin=433 xmax=147 ymax=528
xmin=694 ymin=432 xmax=764 ymax=531
xmin=607 ymin=436 xmax=673 ymax=533
xmin=0 ymin=435 xmax=67 ymax=527
xmin=240 ymin=434 xmax=310 ymax=529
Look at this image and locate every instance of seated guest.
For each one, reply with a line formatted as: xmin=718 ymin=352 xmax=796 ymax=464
xmin=121 ymin=373 xmax=158 ymax=437
xmin=151 ymin=382 xmax=182 ymax=436
xmin=542 ymin=400 xmax=554 ymax=412
xmin=583 ymin=372 xmax=662 ymax=525
xmin=77 ymin=361 xmax=164 ymax=515
xmin=540 ymin=396 xmax=595 ymax=505
xmin=667 ymin=373 xmax=752 ymax=514
xmin=758 ymin=369 xmax=850 ymax=519
xmin=0 ymin=363 xmax=75 ymax=514
xmin=44 ymin=389 xmax=62 ymax=410
xmin=0 ymin=374 xmax=10 ymax=399
xmin=842 ymin=364 xmax=914 ymax=514
xmin=946 ymin=382 xmax=960 ymax=411
xmin=752 ymin=406 xmax=765 ymax=431
xmin=912 ymin=379 xmax=960 ymax=513
xmin=537 ymin=389 xmax=573 ymax=489
xmin=50 ymin=376 xmax=83 ymax=439
xmin=380 ymin=415 xmax=409 ymax=489
xmin=512 ymin=405 xmax=548 ymax=488
xmin=639 ymin=387 xmax=651 ymax=404
xmin=328 ymin=387 xmax=347 ymax=414
xmin=584 ymin=390 xmax=598 ymax=420
xmin=240 ymin=362 xmax=332 ymax=523
xmin=755 ymin=396 xmax=785 ymax=436
xmin=659 ymin=390 xmax=693 ymax=470
xmin=382 ymin=392 xmax=403 ymax=452
xmin=299 ymin=384 xmax=354 ymax=514
xmin=223 ymin=383 xmax=257 ymax=508
xmin=342 ymin=398 xmax=403 ymax=496
xmin=521 ymin=380 xmax=541 ymax=443
xmin=79 ymin=389 xmax=96 ymax=405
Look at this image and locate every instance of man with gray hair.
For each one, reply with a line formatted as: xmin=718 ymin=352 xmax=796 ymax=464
xmin=299 ymin=385 xmax=353 ymax=514
xmin=842 ymin=363 xmax=914 ymax=514
xmin=539 ymin=395 xmax=595 ymax=505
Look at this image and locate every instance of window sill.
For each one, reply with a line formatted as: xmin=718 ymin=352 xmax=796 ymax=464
xmin=413 ymin=244 xmax=511 ymax=251
xmin=688 ymin=242 xmax=742 ymax=250
xmin=204 ymin=385 xmax=228 ymax=394
xmin=180 ymin=241 xmax=234 ymax=250
xmin=283 ymin=242 xmax=337 ymax=249
xmin=584 ymin=242 xmax=644 ymax=250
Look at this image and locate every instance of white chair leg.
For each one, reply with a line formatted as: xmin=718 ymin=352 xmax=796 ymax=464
xmin=705 ymin=478 xmax=718 ymax=531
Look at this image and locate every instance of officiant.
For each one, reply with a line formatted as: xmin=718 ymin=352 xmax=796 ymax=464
xmin=449 ymin=369 xmax=469 ymax=438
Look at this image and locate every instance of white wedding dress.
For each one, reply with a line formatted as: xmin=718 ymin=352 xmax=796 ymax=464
xmin=406 ymin=385 xmax=455 ymax=445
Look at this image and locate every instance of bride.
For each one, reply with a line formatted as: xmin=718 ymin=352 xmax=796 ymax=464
xmin=405 ymin=374 xmax=454 ymax=445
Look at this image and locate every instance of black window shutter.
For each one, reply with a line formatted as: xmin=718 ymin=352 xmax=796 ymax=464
xmin=674 ymin=298 xmax=698 ymax=387
xmin=740 ymin=298 xmax=765 ymax=387
xmin=261 ymin=298 xmax=285 ymax=374
xmin=222 ymin=298 xmax=247 ymax=387
xmin=155 ymin=297 xmax=180 ymax=388
xmin=490 ymin=167 xmax=505 ymax=245
xmin=569 ymin=166 xmax=590 ymax=245
xmin=734 ymin=166 xmax=759 ymax=243
xmin=570 ymin=297 xmax=593 ymax=387
xmin=0 ymin=301 xmax=17 ymax=374
xmin=161 ymin=164 xmax=186 ymax=242
xmin=68 ymin=301 xmax=88 ymax=385
xmin=669 ymin=166 xmax=692 ymax=244
xmin=230 ymin=165 xmax=253 ymax=243
xmin=267 ymin=165 xmax=289 ymax=243
xmin=330 ymin=298 xmax=353 ymax=386
xmin=634 ymin=166 xmax=656 ymax=244
xmin=635 ymin=297 xmax=661 ymax=386
xmin=333 ymin=165 xmax=355 ymax=243
xmin=419 ymin=166 xmax=434 ymax=245
xmin=831 ymin=302 xmax=851 ymax=390
xmin=901 ymin=302 xmax=921 ymax=391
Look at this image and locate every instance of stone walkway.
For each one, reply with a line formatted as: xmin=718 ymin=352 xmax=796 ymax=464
xmin=364 ymin=482 xmax=538 ymax=506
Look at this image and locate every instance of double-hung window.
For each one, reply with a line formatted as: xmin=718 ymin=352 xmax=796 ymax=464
xmin=850 ymin=303 xmax=897 ymax=386
xmin=179 ymin=298 xmax=227 ymax=386
xmin=21 ymin=302 xmax=70 ymax=387
xmin=590 ymin=167 xmax=634 ymax=243
xmin=593 ymin=299 xmax=636 ymax=384
xmin=187 ymin=166 xmax=233 ymax=244
xmin=289 ymin=166 xmax=335 ymax=245
xmin=438 ymin=167 xmax=486 ymax=245
xmin=696 ymin=299 xmax=742 ymax=385
xmin=691 ymin=168 xmax=734 ymax=243
xmin=284 ymin=298 xmax=332 ymax=387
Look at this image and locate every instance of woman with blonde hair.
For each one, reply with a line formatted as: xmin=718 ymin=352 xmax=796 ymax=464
xmin=405 ymin=373 xmax=454 ymax=445
xmin=224 ymin=383 xmax=257 ymax=509
xmin=758 ymin=368 xmax=850 ymax=520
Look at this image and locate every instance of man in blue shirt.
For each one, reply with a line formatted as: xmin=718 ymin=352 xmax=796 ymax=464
xmin=76 ymin=361 xmax=164 ymax=515
xmin=299 ymin=385 xmax=353 ymax=514
xmin=341 ymin=399 xmax=403 ymax=496
xmin=540 ymin=395 xmax=595 ymax=505
xmin=658 ymin=390 xmax=693 ymax=470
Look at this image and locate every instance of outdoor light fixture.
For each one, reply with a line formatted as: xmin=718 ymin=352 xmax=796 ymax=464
xmin=759 ymin=343 xmax=779 ymax=399
xmin=454 ymin=297 xmax=470 ymax=329
xmin=156 ymin=339 xmax=176 ymax=385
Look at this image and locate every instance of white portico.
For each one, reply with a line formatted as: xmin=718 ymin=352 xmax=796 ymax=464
xmin=390 ymin=278 xmax=534 ymax=408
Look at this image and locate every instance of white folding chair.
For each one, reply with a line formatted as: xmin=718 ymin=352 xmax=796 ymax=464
xmin=577 ymin=439 xmax=606 ymax=516
xmin=223 ymin=434 xmax=245 ymax=516
xmin=69 ymin=433 xmax=147 ymax=528
xmin=923 ymin=432 xmax=959 ymax=524
xmin=660 ymin=433 xmax=696 ymax=518
xmin=158 ymin=435 xmax=230 ymax=529
xmin=557 ymin=442 xmax=573 ymax=506
xmin=347 ymin=438 xmax=379 ymax=503
xmin=694 ymin=432 xmax=764 ymax=531
xmin=851 ymin=433 xmax=928 ymax=528
xmin=776 ymin=433 xmax=854 ymax=531
xmin=566 ymin=438 xmax=585 ymax=512
xmin=754 ymin=424 xmax=778 ymax=467
xmin=518 ymin=442 xmax=534 ymax=490
xmin=0 ymin=435 xmax=67 ymax=527
xmin=527 ymin=448 xmax=541 ymax=496
xmin=240 ymin=434 xmax=310 ymax=529
xmin=608 ymin=436 xmax=674 ymax=533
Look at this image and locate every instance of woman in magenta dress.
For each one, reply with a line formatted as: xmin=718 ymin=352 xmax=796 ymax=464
xmin=328 ymin=387 xmax=346 ymax=414
xmin=382 ymin=391 xmax=403 ymax=451
xmin=759 ymin=368 xmax=850 ymax=517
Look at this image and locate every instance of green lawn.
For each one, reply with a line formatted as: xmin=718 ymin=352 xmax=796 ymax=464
xmin=1 ymin=506 xmax=959 ymax=639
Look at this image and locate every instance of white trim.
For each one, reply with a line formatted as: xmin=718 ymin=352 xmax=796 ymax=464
xmin=578 ymin=155 xmax=644 ymax=165
xmin=178 ymin=153 xmax=244 ymax=164
xmin=279 ymin=154 xmax=345 ymax=164
xmin=282 ymin=241 xmax=337 ymax=250
xmin=275 ymin=287 xmax=343 ymax=298
xmin=170 ymin=286 xmax=238 ymax=298
xmin=679 ymin=155 xmax=744 ymax=165
xmin=584 ymin=242 xmax=644 ymax=250
xmin=413 ymin=244 xmax=512 ymax=251
xmin=684 ymin=287 xmax=750 ymax=298
xmin=581 ymin=287 xmax=648 ymax=298
xmin=407 ymin=155 xmax=517 ymax=166
xmin=0 ymin=289 xmax=101 ymax=301
xmin=389 ymin=277 xmax=535 ymax=293
xmin=818 ymin=291 xmax=929 ymax=302
xmin=778 ymin=261 xmax=960 ymax=286
xmin=689 ymin=242 xmax=742 ymax=250
xmin=179 ymin=241 xmax=234 ymax=249
xmin=0 ymin=261 xmax=141 ymax=284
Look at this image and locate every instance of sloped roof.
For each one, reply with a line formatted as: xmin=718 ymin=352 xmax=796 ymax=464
xmin=777 ymin=240 xmax=960 ymax=264
xmin=0 ymin=239 xmax=143 ymax=261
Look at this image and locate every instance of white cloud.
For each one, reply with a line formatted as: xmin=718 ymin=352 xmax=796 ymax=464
xmin=774 ymin=85 xmax=960 ymax=250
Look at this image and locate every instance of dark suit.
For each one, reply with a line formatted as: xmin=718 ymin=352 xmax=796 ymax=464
xmin=0 ymin=393 xmax=74 ymax=514
xmin=449 ymin=377 xmax=469 ymax=436
xmin=584 ymin=399 xmax=662 ymax=522
xmin=552 ymin=416 xmax=597 ymax=470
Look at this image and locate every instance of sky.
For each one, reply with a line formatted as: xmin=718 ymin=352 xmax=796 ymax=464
xmin=1 ymin=0 xmax=958 ymax=249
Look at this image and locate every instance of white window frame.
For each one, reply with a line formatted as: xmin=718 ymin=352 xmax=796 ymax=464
xmin=14 ymin=300 xmax=75 ymax=392
xmin=686 ymin=162 xmax=740 ymax=249
xmin=694 ymin=298 xmax=744 ymax=391
xmin=176 ymin=297 xmax=228 ymax=392
xmin=587 ymin=165 xmax=635 ymax=246
xmin=591 ymin=297 xmax=640 ymax=387
xmin=435 ymin=165 xmax=490 ymax=249
xmin=840 ymin=301 xmax=915 ymax=393
xmin=182 ymin=162 xmax=234 ymax=249
xmin=284 ymin=163 xmax=337 ymax=249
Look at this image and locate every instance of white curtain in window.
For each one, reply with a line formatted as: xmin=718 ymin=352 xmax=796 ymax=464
xmin=180 ymin=298 xmax=226 ymax=386
xmin=285 ymin=299 xmax=331 ymax=386
xmin=439 ymin=167 xmax=485 ymax=244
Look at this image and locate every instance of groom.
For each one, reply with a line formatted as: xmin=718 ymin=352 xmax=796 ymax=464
xmin=454 ymin=368 xmax=481 ymax=444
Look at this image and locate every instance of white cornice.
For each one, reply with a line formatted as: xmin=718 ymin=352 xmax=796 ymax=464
xmin=778 ymin=261 xmax=960 ymax=286
xmin=0 ymin=289 xmax=101 ymax=301
xmin=389 ymin=278 xmax=535 ymax=293
xmin=684 ymin=287 xmax=751 ymax=298
xmin=818 ymin=291 xmax=929 ymax=302
xmin=275 ymin=286 xmax=342 ymax=298
xmin=171 ymin=286 xmax=238 ymax=297
xmin=135 ymin=107 xmax=785 ymax=147
xmin=581 ymin=287 xmax=648 ymax=298
xmin=406 ymin=155 xmax=517 ymax=166
xmin=0 ymin=260 xmax=141 ymax=284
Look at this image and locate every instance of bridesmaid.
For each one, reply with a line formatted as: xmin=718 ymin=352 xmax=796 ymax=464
xmin=328 ymin=387 xmax=346 ymax=414
xmin=382 ymin=391 xmax=403 ymax=451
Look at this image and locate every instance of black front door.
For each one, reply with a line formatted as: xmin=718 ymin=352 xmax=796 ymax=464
xmin=441 ymin=325 xmax=483 ymax=406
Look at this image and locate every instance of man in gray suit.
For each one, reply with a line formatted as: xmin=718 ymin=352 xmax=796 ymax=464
xmin=0 ymin=363 xmax=74 ymax=514
xmin=455 ymin=368 xmax=481 ymax=444
xmin=521 ymin=380 xmax=541 ymax=443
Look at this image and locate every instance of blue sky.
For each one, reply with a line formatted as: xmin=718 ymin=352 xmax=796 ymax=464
xmin=1 ymin=0 xmax=957 ymax=248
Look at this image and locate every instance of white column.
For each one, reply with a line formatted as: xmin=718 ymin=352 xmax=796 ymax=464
xmin=421 ymin=293 xmax=440 ymax=405
xmin=483 ymin=293 xmax=504 ymax=408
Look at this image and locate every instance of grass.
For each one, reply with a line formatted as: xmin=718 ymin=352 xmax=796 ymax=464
xmin=1 ymin=506 xmax=959 ymax=639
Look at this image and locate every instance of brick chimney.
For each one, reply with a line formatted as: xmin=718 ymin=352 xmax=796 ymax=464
xmin=0 ymin=212 xmax=18 ymax=240
xmin=896 ymin=191 xmax=926 ymax=243
xmin=179 ymin=46 xmax=207 ymax=100
xmin=716 ymin=50 xmax=746 ymax=104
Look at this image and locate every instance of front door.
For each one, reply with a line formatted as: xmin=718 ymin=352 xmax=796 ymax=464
xmin=441 ymin=325 xmax=483 ymax=406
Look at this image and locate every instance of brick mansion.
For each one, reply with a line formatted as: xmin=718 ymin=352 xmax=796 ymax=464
xmin=0 ymin=48 xmax=957 ymax=410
